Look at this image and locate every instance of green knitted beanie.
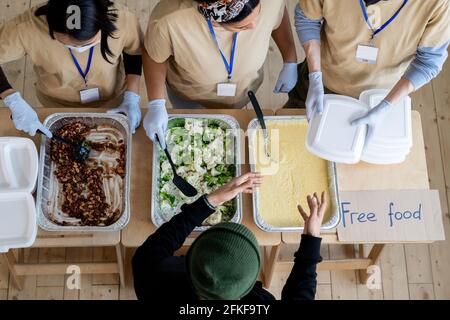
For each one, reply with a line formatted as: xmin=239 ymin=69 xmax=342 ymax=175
xmin=186 ymin=222 xmax=261 ymax=300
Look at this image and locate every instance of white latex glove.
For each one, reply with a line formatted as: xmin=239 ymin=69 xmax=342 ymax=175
xmin=4 ymin=92 xmax=52 ymax=138
xmin=274 ymin=63 xmax=298 ymax=93
xmin=351 ymin=99 xmax=393 ymax=145
xmin=143 ymin=99 xmax=168 ymax=148
xmin=107 ymin=91 xmax=142 ymax=134
xmin=305 ymin=71 xmax=324 ymax=122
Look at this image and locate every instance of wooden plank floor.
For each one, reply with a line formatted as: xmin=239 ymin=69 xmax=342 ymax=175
xmin=1 ymin=0 xmax=449 ymax=300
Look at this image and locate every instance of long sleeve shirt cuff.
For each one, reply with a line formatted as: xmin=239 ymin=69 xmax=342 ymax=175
xmin=295 ymin=234 xmax=323 ymax=264
xmin=403 ymin=67 xmax=429 ymax=91
xmin=181 ymin=195 xmax=216 ymax=227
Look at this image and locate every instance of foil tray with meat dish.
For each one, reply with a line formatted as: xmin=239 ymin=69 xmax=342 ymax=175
xmin=37 ymin=113 xmax=131 ymax=232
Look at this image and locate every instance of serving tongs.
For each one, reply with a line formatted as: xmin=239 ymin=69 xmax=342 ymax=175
xmin=248 ymin=91 xmax=271 ymax=159
xmin=156 ymin=135 xmax=198 ymax=198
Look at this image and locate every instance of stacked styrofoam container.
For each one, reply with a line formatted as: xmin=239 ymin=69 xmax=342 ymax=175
xmin=0 ymin=137 xmax=38 ymax=253
xmin=359 ymin=89 xmax=412 ymax=164
xmin=306 ymin=89 xmax=412 ymax=165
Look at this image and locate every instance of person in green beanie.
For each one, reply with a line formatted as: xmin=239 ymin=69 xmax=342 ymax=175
xmin=132 ymin=172 xmax=326 ymax=301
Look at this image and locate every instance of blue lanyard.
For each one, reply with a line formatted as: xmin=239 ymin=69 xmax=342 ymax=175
xmin=359 ymin=0 xmax=408 ymax=39
xmin=207 ymin=20 xmax=238 ymax=81
xmin=69 ymin=47 xmax=95 ymax=85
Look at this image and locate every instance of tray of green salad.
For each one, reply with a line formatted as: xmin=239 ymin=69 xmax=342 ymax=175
xmin=151 ymin=115 xmax=243 ymax=231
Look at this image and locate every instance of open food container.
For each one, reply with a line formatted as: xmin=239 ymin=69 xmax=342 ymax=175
xmin=306 ymin=95 xmax=368 ymax=164
xmin=306 ymin=91 xmax=412 ymax=165
xmin=248 ymin=116 xmax=341 ymax=232
xmin=36 ymin=113 xmax=131 ymax=232
xmin=0 ymin=137 xmax=38 ymax=252
xmin=151 ymin=115 xmax=243 ymax=232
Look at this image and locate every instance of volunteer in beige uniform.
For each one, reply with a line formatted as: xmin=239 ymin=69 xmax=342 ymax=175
xmin=0 ymin=0 xmax=144 ymax=138
xmin=142 ymin=0 xmax=298 ymax=148
xmin=290 ymin=0 xmax=449 ymax=143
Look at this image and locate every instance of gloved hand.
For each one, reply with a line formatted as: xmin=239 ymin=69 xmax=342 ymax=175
xmin=274 ymin=63 xmax=298 ymax=94
xmin=107 ymin=91 xmax=142 ymax=134
xmin=305 ymin=71 xmax=324 ymax=121
xmin=4 ymin=92 xmax=52 ymax=138
xmin=351 ymin=99 xmax=393 ymax=145
xmin=143 ymin=99 xmax=169 ymax=148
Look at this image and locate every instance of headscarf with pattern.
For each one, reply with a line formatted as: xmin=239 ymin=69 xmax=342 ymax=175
xmin=197 ymin=0 xmax=251 ymax=23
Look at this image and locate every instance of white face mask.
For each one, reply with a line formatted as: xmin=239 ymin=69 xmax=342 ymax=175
xmin=65 ymin=40 xmax=100 ymax=53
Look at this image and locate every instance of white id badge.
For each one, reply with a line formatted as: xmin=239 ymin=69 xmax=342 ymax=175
xmin=217 ymin=83 xmax=237 ymax=97
xmin=80 ymin=88 xmax=100 ymax=104
xmin=356 ymin=43 xmax=379 ymax=64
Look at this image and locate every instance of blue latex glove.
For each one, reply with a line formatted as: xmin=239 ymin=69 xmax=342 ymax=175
xmin=4 ymin=92 xmax=52 ymax=138
xmin=274 ymin=63 xmax=298 ymax=93
xmin=351 ymin=99 xmax=393 ymax=145
xmin=107 ymin=91 xmax=142 ymax=134
xmin=143 ymin=99 xmax=168 ymax=148
xmin=305 ymin=71 xmax=324 ymax=121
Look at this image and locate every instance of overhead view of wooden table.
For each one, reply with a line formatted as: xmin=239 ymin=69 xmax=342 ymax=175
xmin=0 ymin=106 xmax=433 ymax=290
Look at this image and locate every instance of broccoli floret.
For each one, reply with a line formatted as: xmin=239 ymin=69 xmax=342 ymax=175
xmin=160 ymin=192 xmax=176 ymax=207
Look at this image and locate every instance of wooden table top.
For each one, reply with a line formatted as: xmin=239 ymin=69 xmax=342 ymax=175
xmin=276 ymin=109 xmax=430 ymax=245
xmin=0 ymin=107 xmax=429 ymax=248
xmin=0 ymin=108 xmax=281 ymax=248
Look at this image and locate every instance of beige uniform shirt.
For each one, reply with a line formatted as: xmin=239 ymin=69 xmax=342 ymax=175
xmin=145 ymin=0 xmax=285 ymax=108
xmin=300 ymin=0 xmax=450 ymax=98
xmin=0 ymin=6 xmax=143 ymax=108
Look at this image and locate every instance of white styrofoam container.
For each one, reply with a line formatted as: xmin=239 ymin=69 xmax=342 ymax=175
xmin=0 ymin=137 xmax=38 ymax=193
xmin=361 ymin=150 xmax=406 ymax=165
xmin=306 ymin=94 xmax=368 ymax=164
xmin=364 ymin=142 xmax=410 ymax=156
xmin=359 ymin=89 xmax=412 ymax=149
xmin=0 ymin=137 xmax=38 ymax=253
xmin=0 ymin=193 xmax=37 ymax=253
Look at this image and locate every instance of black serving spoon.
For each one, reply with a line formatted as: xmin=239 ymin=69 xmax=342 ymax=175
xmin=39 ymin=129 xmax=91 ymax=163
xmin=9 ymin=113 xmax=91 ymax=163
xmin=156 ymin=135 xmax=198 ymax=197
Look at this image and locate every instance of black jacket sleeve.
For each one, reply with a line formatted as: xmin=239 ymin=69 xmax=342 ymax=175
xmin=0 ymin=67 xmax=13 ymax=97
xmin=281 ymin=234 xmax=323 ymax=300
xmin=132 ymin=196 xmax=215 ymax=299
xmin=123 ymin=52 xmax=142 ymax=76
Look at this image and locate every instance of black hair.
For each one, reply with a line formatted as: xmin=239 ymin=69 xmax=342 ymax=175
xmin=35 ymin=0 xmax=118 ymax=64
xmin=195 ymin=0 xmax=260 ymax=24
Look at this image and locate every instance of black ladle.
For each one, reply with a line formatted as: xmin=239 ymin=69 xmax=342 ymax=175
xmin=156 ymin=135 xmax=198 ymax=198
xmin=39 ymin=129 xmax=91 ymax=163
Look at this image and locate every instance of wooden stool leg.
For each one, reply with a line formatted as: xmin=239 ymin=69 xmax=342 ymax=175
xmin=358 ymin=244 xmax=365 ymax=258
xmin=4 ymin=251 xmax=23 ymax=290
xmin=115 ymin=244 xmax=125 ymax=288
xmin=358 ymin=244 xmax=385 ymax=284
xmin=262 ymin=245 xmax=281 ymax=289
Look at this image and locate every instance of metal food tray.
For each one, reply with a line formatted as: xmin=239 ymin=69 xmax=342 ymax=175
xmin=152 ymin=114 xmax=243 ymax=232
xmin=36 ymin=113 xmax=132 ymax=232
xmin=248 ymin=116 xmax=341 ymax=232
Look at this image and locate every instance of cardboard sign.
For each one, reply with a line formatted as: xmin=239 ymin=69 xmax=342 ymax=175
xmin=337 ymin=190 xmax=445 ymax=242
